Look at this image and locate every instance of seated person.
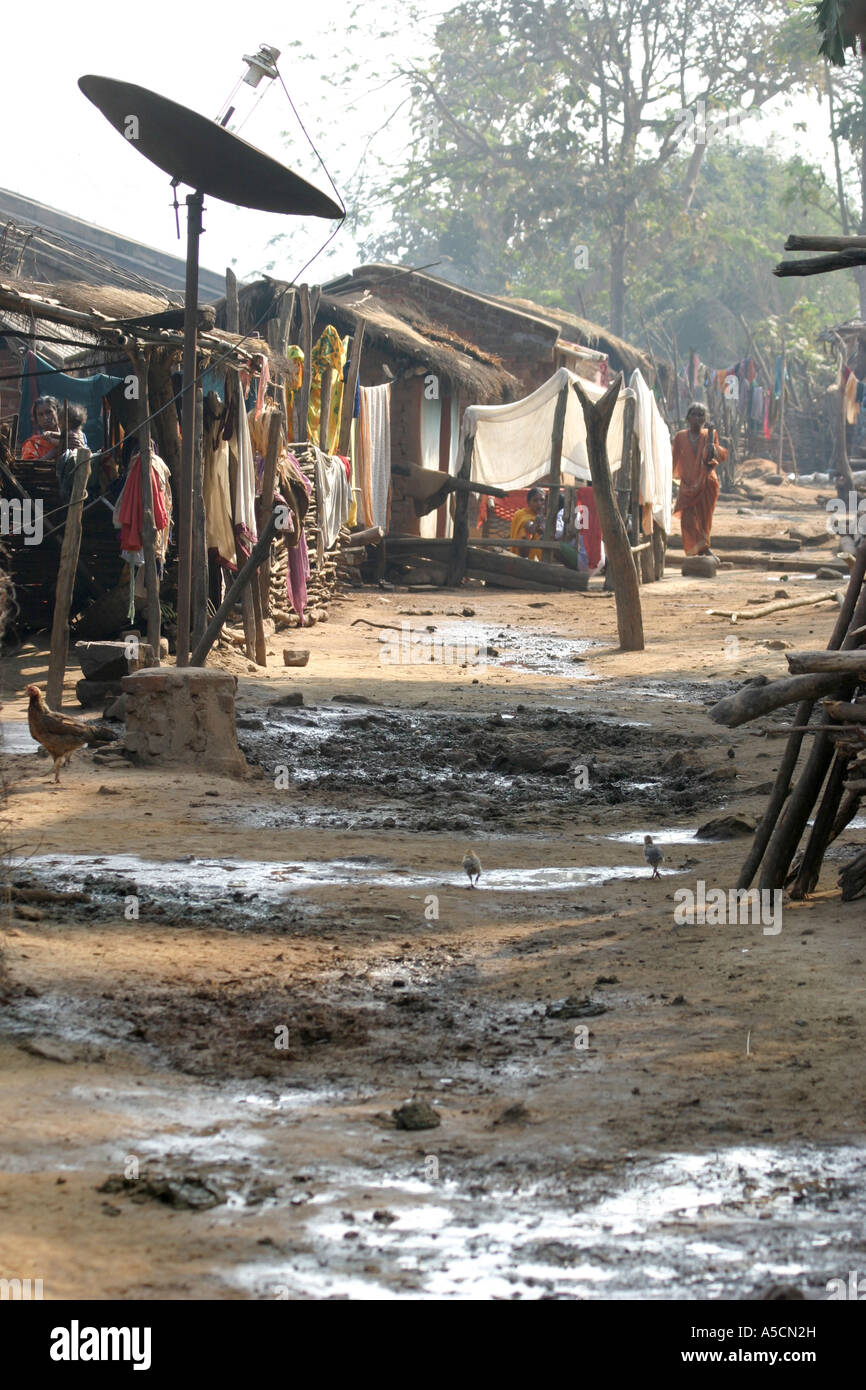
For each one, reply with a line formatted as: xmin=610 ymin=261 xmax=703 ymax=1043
xmin=21 ymin=395 xmax=61 ymax=460
xmin=55 ymin=404 xmax=92 ymax=502
xmin=510 ymin=486 xmax=545 ymax=561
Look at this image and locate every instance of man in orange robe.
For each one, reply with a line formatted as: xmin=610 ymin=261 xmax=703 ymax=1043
xmin=672 ymin=402 xmax=727 ymax=557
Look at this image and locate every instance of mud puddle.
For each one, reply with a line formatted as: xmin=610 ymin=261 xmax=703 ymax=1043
xmin=225 ymin=1143 xmax=866 ymax=1300
xmin=373 ymin=620 xmax=600 ymax=678
xmin=15 ymin=851 xmax=679 ymax=920
xmin=232 ymin=701 xmax=734 ymax=834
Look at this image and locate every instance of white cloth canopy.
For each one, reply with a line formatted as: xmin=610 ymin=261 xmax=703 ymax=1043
xmin=460 ymin=367 xmax=630 ymax=489
xmin=461 ymin=366 xmax=671 ymax=532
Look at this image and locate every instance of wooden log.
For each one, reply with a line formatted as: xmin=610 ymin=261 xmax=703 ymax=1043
xmin=543 ymin=383 xmax=569 ymax=540
xmin=709 ymin=673 xmax=843 ymax=727
xmin=738 ymin=540 xmax=866 ymax=889
xmin=668 ymin=534 xmax=803 ymax=552
xmin=774 ymin=250 xmax=866 ymax=277
xmin=466 ymin=545 xmax=588 ymax=590
xmin=348 ymin=524 xmax=384 ymax=546
xmin=338 ymin=319 xmax=366 ymax=458
xmin=319 ymin=371 xmax=333 ymax=452
xmin=258 ymin=411 xmax=283 ymax=616
xmin=652 ymin=521 xmax=666 ymax=581
xmin=225 ymin=267 xmax=239 ymax=334
xmin=787 ymin=650 xmax=866 ymax=675
xmin=446 ymin=432 xmax=475 ymax=586
xmin=706 ymin=590 xmax=842 ymax=622
xmin=573 ymin=376 xmax=644 ymax=651
xmin=786 ymin=234 xmax=866 ymax=252
xmin=789 ymin=751 xmax=850 ymax=898
xmin=191 ymin=511 xmax=280 ymax=667
xmin=824 ymin=699 xmax=866 ymax=722
xmin=466 ymin=568 xmax=559 ymax=593
xmin=46 ymin=449 xmax=90 ymax=709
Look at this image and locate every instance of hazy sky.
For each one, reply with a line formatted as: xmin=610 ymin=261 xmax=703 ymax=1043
xmin=3 ymin=2 xmax=839 ymax=294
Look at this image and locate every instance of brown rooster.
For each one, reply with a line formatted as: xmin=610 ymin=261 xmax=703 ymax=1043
xmin=26 ymin=685 xmax=118 ymax=783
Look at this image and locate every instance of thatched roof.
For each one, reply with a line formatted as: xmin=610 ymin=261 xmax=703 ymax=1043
xmin=496 ymin=294 xmax=657 ymax=380
xmin=0 ymin=277 xmax=271 ymax=367
xmin=320 ymin=288 xmax=519 ymax=400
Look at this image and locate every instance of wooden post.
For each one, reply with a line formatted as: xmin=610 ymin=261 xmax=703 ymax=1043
xmin=319 ymin=371 xmax=333 ymax=452
xmin=192 ymin=386 xmax=207 ymax=650
xmin=777 ymin=333 xmax=787 ymax=474
xmin=446 ymin=431 xmax=475 ymax=586
xmin=46 ymin=448 xmax=90 ymax=709
xmin=258 ymin=411 xmax=283 ymax=616
xmin=191 ymin=511 xmax=280 ymax=667
xmin=543 ymin=383 xmax=569 ymax=540
xmin=297 ymin=285 xmax=313 ymax=443
xmin=573 ymin=377 xmax=644 ymax=651
xmin=225 ymin=267 xmax=239 ymax=334
xmin=338 ymin=319 xmax=366 ymax=457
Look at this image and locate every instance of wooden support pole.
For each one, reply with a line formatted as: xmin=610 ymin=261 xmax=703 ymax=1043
xmin=710 ymin=673 xmax=843 ymax=728
xmin=543 ymin=383 xmax=569 ymax=540
xmin=258 ymin=411 xmax=283 ymax=616
xmin=46 ymin=448 xmax=90 ymax=709
xmin=192 ymin=385 xmax=207 ymax=650
xmin=777 ymin=333 xmax=786 ymax=475
xmin=319 ymin=372 xmax=333 ymax=452
xmin=191 ymin=511 xmax=280 ymax=667
xmin=446 ymin=431 xmax=475 ymax=586
xmin=338 ymin=319 xmax=366 ymax=458
xmin=573 ymin=376 xmax=644 ymax=651
xmin=225 ymin=267 xmax=239 ymax=334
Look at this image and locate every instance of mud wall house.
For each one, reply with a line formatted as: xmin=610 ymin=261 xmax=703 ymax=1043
xmin=0 ymin=273 xmax=273 ymax=638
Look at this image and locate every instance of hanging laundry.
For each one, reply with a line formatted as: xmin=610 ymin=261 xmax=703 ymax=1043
xmin=750 ymin=383 xmax=764 ymax=423
xmin=226 ymin=374 xmax=258 ymax=548
xmin=356 ymin=383 xmax=391 ymax=530
xmin=113 ymin=451 xmax=171 ymax=567
xmin=723 ymin=373 xmax=739 ymax=403
xmin=203 ymin=395 xmax=236 ymax=569
xmin=254 ymin=356 xmax=271 ymax=420
xmin=307 ymin=325 xmax=348 ymax=452
xmin=845 ymin=369 xmax=860 ymax=425
xmin=312 ymin=445 xmax=352 ymax=560
xmin=279 ymin=451 xmax=312 ymax=625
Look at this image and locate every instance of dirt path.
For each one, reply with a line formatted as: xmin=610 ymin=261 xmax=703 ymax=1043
xmin=2 ymin=491 xmax=865 ymax=1299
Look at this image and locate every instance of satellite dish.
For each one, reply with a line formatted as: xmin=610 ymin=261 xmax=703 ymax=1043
xmin=78 ymin=75 xmax=344 ymax=219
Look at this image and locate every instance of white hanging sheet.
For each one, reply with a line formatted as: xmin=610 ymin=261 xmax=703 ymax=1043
xmin=625 ymin=369 xmax=673 ymax=533
xmin=460 ymin=367 xmax=631 ymax=489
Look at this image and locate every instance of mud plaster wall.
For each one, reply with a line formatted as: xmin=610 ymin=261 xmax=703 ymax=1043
xmin=122 ymin=668 xmax=248 ymax=777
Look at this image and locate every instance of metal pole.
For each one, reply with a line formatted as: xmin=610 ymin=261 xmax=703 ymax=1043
xmin=176 ymin=190 xmax=204 ymax=666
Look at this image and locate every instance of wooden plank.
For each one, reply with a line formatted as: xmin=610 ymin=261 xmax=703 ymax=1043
xmin=46 ymin=449 xmax=90 ymax=709
xmin=338 ymin=319 xmax=366 ymax=457
xmin=225 ymin=267 xmax=240 ymax=334
xmin=542 ymin=384 xmax=569 ymax=539
xmin=787 ymin=650 xmax=866 ymax=676
xmin=445 ymin=432 xmax=475 ymax=585
xmin=191 ymin=512 xmax=280 ymax=667
xmin=709 ymin=673 xmax=844 ymax=727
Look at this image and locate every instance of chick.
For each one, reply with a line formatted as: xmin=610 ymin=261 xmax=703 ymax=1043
xmin=462 ymin=849 xmax=482 ymax=888
xmin=643 ymin=834 xmax=664 ymax=880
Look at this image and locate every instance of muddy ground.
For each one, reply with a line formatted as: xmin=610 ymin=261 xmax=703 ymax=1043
xmin=1 ymin=485 xmax=865 ymax=1300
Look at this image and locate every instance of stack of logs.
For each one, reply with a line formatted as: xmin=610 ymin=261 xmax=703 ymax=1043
xmin=268 ymin=442 xmax=350 ymax=629
xmin=708 ymin=536 xmax=866 ymax=900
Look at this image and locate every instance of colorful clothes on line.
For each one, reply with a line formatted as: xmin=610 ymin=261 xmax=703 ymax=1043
xmin=307 ymin=325 xmax=348 ymax=453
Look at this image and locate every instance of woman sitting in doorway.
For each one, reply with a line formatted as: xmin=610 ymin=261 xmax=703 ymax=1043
xmin=21 ymin=395 xmax=61 ymax=461
xmin=510 ymin=486 xmax=545 ymax=561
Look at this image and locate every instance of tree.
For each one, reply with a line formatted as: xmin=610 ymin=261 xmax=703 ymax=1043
xmin=356 ymin=0 xmax=813 ymax=335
